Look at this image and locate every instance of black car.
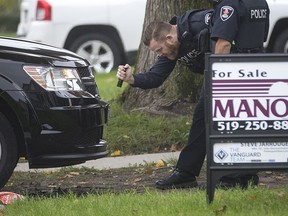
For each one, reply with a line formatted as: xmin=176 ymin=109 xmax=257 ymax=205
xmin=0 ymin=37 xmax=109 ymax=188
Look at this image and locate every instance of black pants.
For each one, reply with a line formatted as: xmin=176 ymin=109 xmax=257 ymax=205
xmin=176 ymin=85 xmax=206 ymax=176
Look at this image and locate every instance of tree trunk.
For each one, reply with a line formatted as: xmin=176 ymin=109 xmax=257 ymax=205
xmin=121 ymin=0 xmax=212 ymax=116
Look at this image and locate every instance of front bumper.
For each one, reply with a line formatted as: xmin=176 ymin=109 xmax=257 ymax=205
xmin=26 ymin=91 xmax=110 ymax=168
xmin=29 ymin=140 xmax=109 ymax=168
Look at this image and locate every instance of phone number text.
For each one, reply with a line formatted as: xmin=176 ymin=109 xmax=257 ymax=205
xmin=215 ymin=120 xmax=288 ymax=131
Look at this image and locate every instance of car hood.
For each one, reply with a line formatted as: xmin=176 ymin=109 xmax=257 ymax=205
xmin=0 ymin=37 xmax=89 ymax=67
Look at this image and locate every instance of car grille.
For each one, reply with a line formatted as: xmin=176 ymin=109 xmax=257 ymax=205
xmin=74 ymin=127 xmax=103 ymax=148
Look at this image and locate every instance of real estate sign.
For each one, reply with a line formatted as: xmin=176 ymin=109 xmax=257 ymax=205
xmin=205 ymin=54 xmax=288 ymax=203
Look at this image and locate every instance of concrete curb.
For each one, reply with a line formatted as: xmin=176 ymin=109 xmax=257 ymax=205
xmin=14 ymin=151 xmax=180 ymax=172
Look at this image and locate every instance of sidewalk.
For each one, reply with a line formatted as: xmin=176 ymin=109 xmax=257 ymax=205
xmin=14 ymin=151 xmax=180 ymax=172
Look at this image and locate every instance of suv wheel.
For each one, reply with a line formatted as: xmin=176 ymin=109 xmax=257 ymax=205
xmin=272 ymin=29 xmax=288 ymax=53
xmin=70 ymin=33 xmax=122 ymax=73
xmin=0 ymin=113 xmax=18 ymax=189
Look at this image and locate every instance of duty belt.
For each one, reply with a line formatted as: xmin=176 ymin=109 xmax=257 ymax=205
xmin=232 ymin=47 xmax=263 ymax=53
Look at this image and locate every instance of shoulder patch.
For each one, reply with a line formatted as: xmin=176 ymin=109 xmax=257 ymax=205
xmin=220 ymin=6 xmax=234 ymax=21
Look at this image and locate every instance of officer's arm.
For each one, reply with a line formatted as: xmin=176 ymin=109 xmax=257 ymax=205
xmin=214 ymin=38 xmax=231 ymax=54
xmin=133 ymin=56 xmax=177 ymax=89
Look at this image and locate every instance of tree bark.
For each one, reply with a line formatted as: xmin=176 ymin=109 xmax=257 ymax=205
xmin=121 ymin=0 xmax=212 ymax=116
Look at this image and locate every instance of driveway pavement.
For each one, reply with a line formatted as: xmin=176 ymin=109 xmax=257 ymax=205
xmin=14 ymin=151 xmax=180 ymax=172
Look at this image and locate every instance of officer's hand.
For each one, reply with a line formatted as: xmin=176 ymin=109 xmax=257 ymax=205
xmin=117 ymin=64 xmax=134 ymax=85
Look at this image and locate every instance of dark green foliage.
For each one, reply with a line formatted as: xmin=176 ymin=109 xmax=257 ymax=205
xmin=0 ymin=0 xmax=20 ymax=32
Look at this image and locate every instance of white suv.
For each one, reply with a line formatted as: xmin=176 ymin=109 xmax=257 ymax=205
xmin=17 ymin=0 xmax=288 ymax=73
xmin=265 ymin=0 xmax=288 ymax=53
xmin=17 ymin=0 xmax=146 ymax=73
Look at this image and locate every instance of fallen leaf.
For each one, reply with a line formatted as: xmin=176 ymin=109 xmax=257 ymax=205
xmin=249 ymin=195 xmax=257 ymax=200
xmin=64 ymin=174 xmax=74 ymax=178
xmin=170 ymin=144 xmax=178 ymax=152
xmin=155 ymin=159 xmax=165 ymax=168
xmin=111 ymin=150 xmax=122 ymax=157
xmin=275 ymin=176 xmax=284 ymax=180
xmin=278 ymin=191 xmax=285 ymax=198
xmin=123 ymin=135 xmax=130 ymax=139
xmin=153 ymin=146 xmax=160 ymax=152
xmin=133 ymin=178 xmax=142 ymax=183
xmin=214 ymin=205 xmax=227 ymax=215
xmin=69 ymin=172 xmax=80 ymax=176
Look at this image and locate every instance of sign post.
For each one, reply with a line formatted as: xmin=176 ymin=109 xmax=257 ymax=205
xmin=205 ymin=54 xmax=288 ymax=203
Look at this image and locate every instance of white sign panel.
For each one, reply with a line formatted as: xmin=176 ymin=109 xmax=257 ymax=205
xmin=214 ymin=142 xmax=288 ymax=163
xmin=212 ymin=61 xmax=288 ymax=134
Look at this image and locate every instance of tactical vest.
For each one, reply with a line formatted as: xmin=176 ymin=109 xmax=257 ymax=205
xmin=176 ymin=9 xmax=213 ymax=74
xmin=234 ymin=0 xmax=269 ymax=49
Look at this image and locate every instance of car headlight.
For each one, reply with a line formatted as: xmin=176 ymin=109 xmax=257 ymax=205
xmin=23 ymin=66 xmax=84 ymax=91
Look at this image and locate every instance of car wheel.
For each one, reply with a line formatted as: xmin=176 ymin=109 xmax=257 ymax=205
xmin=272 ymin=29 xmax=288 ymax=53
xmin=69 ymin=33 xmax=122 ymax=73
xmin=0 ymin=113 xmax=18 ymax=189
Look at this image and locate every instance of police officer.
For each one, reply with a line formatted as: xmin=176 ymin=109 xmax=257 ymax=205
xmin=117 ymin=9 xmax=213 ymax=189
xmin=210 ymin=0 xmax=270 ymax=187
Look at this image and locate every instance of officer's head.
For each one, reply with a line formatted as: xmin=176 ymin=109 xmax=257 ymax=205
xmin=143 ymin=21 xmax=180 ymax=60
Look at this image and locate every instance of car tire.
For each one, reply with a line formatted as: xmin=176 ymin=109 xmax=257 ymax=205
xmin=0 ymin=113 xmax=18 ymax=189
xmin=69 ymin=33 xmax=123 ymax=73
xmin=272 ymin=29 xmax=288 ymax=53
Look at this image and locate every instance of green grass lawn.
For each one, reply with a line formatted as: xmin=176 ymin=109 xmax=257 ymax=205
xmin=3 ymin=187 xmax=288 ymax=216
